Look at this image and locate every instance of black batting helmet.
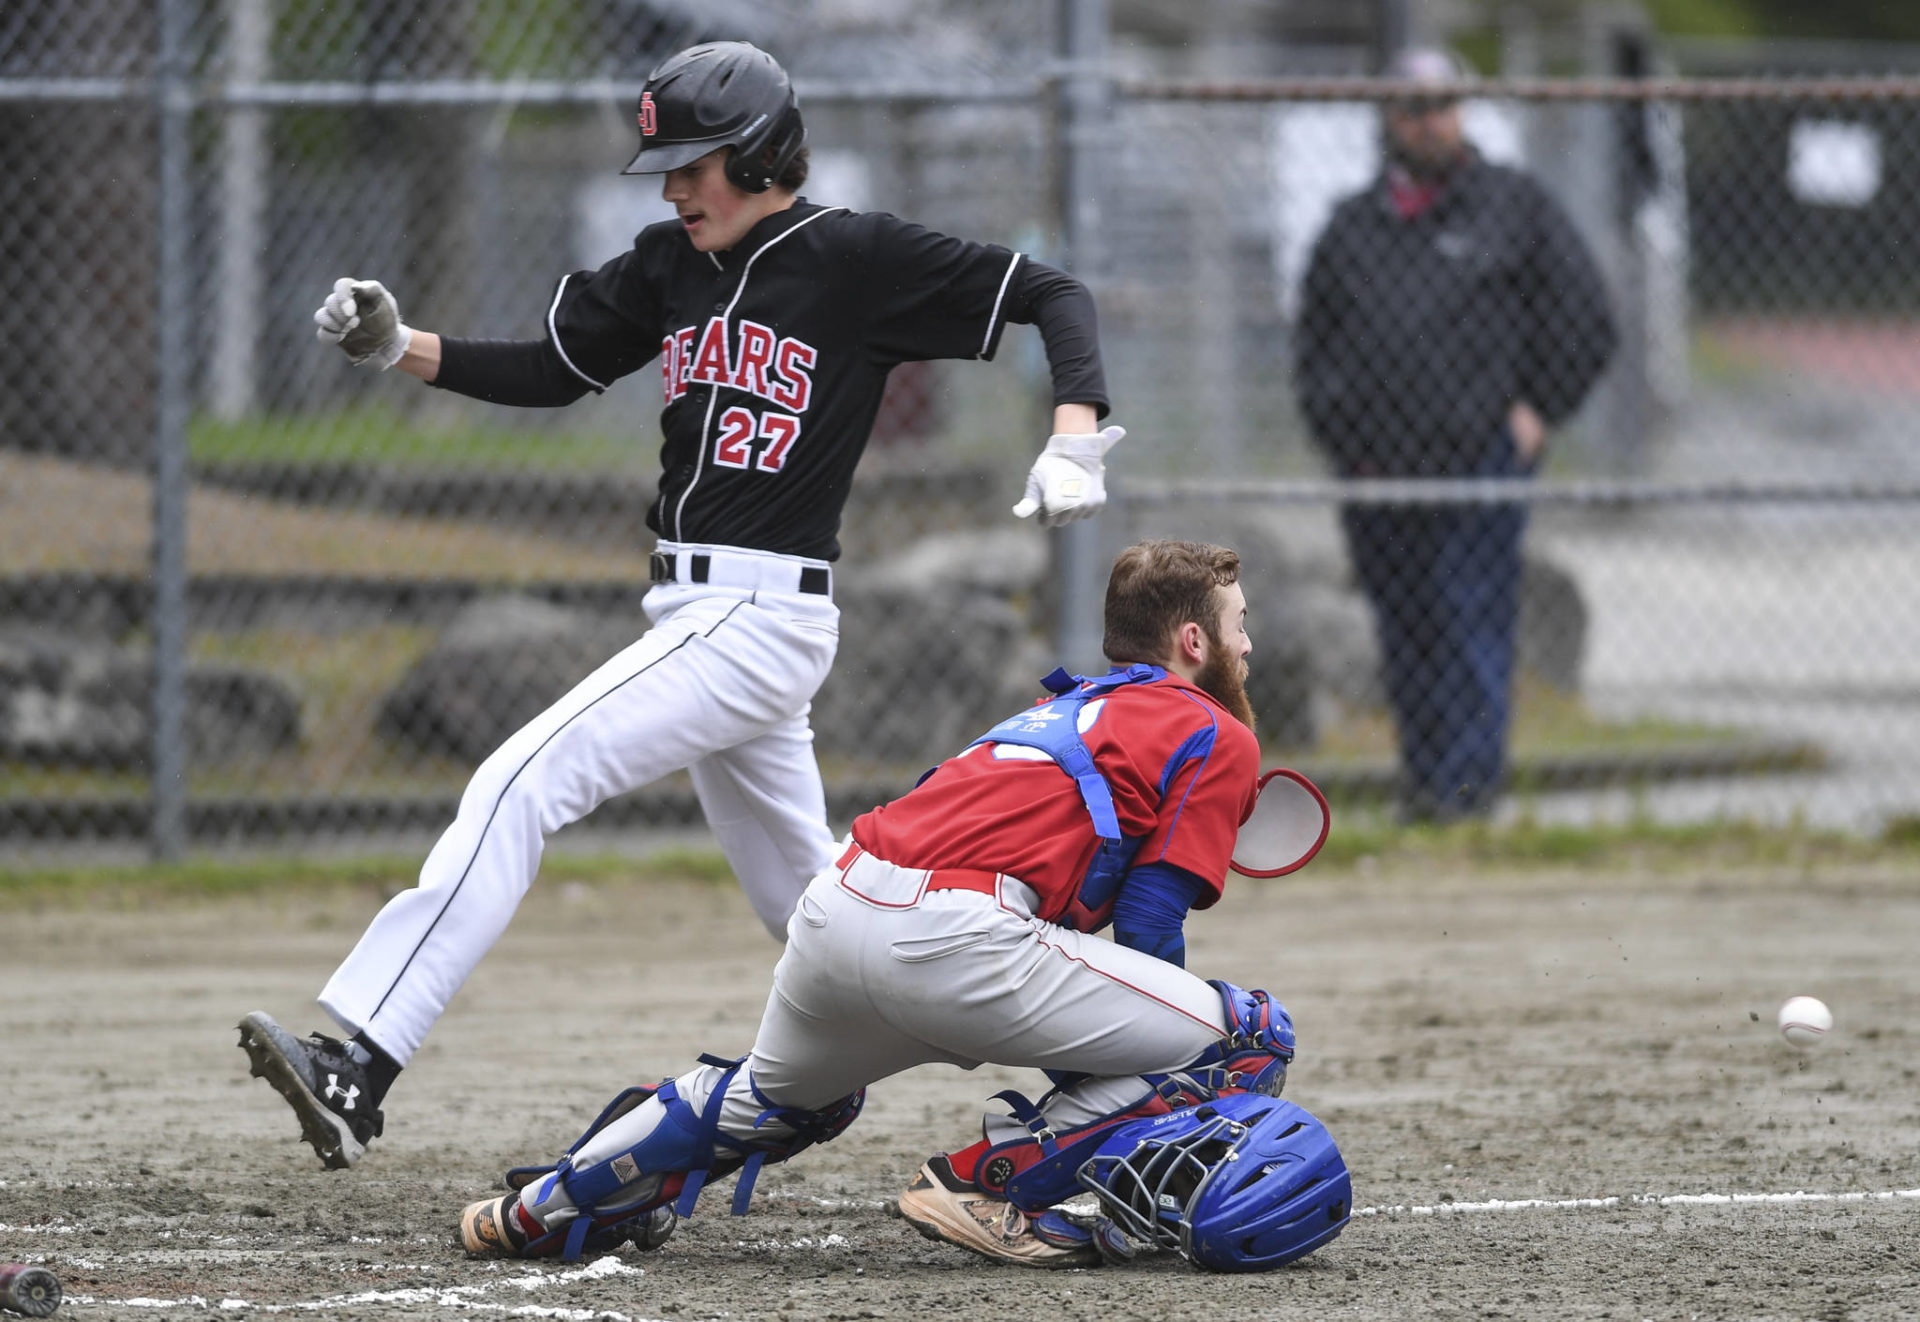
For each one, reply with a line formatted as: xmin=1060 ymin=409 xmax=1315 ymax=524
xmin=621 ymin=42 xmax=806 ymax=194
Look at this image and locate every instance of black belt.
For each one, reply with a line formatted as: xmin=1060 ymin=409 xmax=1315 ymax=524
xmin=649 ymin=551 xmax=831 ymax=596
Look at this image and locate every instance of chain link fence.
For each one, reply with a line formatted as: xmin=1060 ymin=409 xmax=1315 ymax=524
xmin=2 ymin=0 xmax=1064 ymax=854
xmin=5 ymin=3 xmax=1919 ymax=853
xmin=1100 ymin=74 xmax=1920 ymax=831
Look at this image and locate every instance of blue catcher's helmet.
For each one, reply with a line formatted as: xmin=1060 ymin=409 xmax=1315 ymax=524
xmin=1076 ymin=1093 xmax=1351 ymax=1272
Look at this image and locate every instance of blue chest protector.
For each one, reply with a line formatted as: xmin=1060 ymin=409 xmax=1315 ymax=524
xmin=964 ymin=663 xmax=1165 ymax=932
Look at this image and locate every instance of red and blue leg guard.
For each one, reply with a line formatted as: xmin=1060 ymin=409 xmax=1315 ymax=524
xmin=1186 ymin=980 xmax=1295 ymax=1097
xmin=974 ymin=983 xmax=1297 ymax=1214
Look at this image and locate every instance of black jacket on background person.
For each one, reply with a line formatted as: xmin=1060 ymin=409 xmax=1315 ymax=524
xmin=1295 ymin=149 xmax=1618 ymax=477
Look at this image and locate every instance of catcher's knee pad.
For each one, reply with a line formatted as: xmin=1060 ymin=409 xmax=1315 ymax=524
xmin=1186 ymin=980 xmax=1296 ymax=1098
xmin=522 ymin=1053 xmax=863 ymax=1249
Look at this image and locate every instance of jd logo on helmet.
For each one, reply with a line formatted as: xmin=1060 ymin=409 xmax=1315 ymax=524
xmin=639 ymin=92 xmax=657 ymax=137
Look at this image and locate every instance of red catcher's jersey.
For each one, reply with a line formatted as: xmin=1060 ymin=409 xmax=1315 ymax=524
xmin=851 ymin=673 xmax=1260 ymax=924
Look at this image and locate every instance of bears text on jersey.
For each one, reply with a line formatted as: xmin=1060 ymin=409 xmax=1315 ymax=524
xmin=661 ymin=316 xmax=817 ymax=412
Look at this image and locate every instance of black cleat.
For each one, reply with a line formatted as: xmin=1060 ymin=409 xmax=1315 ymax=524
xmin=237 ymin=1011 xmax=384 ymax=1169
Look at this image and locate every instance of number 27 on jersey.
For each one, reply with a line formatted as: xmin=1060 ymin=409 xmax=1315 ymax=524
xmin=714 ymin=407 xmax=801 ymax=473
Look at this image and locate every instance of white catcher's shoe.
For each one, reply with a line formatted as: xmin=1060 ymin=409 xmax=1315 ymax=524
xmin=897 ymin=1157 xmax=1102 ymax=1269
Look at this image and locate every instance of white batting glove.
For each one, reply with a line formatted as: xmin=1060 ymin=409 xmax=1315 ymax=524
xmin=1012 ymin=425 xmax=1125 ymax=528
xmin=313 ymin=277 xmax=413 ymax=370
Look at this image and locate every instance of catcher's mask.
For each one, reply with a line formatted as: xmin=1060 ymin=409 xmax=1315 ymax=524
xmin=622 ymin=41 xmax=806 ymax=194
xmin=1076 ymin=1093 xmax=1352 ymax=1272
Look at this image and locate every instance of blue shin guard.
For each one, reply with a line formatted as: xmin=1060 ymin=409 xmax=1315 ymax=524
xmin=513 ymin=1054 xmax=864 ymax=1259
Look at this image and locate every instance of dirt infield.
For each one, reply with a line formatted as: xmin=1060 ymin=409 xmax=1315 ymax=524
xmin=2 ymin=857 xmax=1917 ymax=1321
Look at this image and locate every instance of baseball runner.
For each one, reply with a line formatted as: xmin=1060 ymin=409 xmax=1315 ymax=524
xmin=454 ymin=540 xmax=1351 ymax=1273
xmin=238 ymin=40 xmax=1121 ymax=1170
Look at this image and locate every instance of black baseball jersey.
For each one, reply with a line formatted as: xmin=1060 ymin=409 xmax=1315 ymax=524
xmin=488 ymin=200 xmax=1083 ymax=561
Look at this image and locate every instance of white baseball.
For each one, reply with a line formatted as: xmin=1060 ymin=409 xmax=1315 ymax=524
xmin=1777 ymin=996 xmax=1832 ymax=1049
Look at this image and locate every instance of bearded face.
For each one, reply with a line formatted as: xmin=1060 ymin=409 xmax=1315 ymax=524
xmin=1194 ymin=622 xmax=1256 ymax=732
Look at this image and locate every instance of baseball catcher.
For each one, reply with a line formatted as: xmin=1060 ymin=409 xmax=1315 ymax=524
xmin=454 ymin=540 xmax=1351 ymax=1271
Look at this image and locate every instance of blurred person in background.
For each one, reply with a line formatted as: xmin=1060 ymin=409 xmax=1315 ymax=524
xmin=1293 ymin=47 xmax=1616 ymax=823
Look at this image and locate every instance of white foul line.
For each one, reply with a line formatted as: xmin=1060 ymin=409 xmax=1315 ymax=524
xmin=1357 ymin=1187 xmax=1920 ymax=1217
xmin=55 ymin=1255 xmax=659 ymax=1317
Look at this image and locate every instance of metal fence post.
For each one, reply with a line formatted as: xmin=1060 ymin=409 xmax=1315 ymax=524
xmin=152 ymin=0 xmax=194 ymax=859
xmin=212 ymin=0 xmax=270 ymax=420
xmin=1375 ymin=0 xmax=1411 ymax=70
xmin=1056 ymin=0 xmax=1109 ymax=673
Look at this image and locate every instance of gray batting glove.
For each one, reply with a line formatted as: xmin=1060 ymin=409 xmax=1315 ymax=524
xmin=313 ymin=277 xmax=413 ymax=370
xmin=1012 ymin=425 xmax=1125 ymax=528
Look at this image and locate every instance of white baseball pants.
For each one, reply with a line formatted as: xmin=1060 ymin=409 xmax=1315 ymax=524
xmin=542 ymin=844 xmax=1233 ymax=1201
xmin=320 ymin=548 xmax=842 ymax=1065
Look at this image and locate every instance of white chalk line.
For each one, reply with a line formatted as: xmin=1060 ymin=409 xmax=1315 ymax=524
xmin=25 ymin=1189 xmax=1918 ymax=1313
xmin=1357 ymin=1187 xmax=1920 ymax=1217
xmin=56 ymin=1255 xmax=666 ymax=1318
xmin=758 ymin=1189 xmax=892 ymax=1211
xmin=730 ymin=1231 xmax=856 ymax=1252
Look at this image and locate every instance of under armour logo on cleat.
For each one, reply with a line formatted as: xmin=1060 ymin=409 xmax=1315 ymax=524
xmin=324 ymin=1074 xmax=360 ymax=1109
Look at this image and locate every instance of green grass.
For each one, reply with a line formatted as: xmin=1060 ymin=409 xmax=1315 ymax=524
xmin=0 ymin=846 xmax=738 ymax=905
xmin=0 ymin=768 xmax=151 ymax=797
xmin=1295 ymin=674 xmax=1763 ymax=764
xmin=1308 ymin=810 xmax=1920 ymax=875
xmin=3 ymin=817 xmax=1916 ymax=911
xmin=0 ymin=626 xmax=466 ymax=799
xmin=191 ymin=624 xmax=449 ymax=791
xmin=0 ymin=665 xmax=1810 ymax=804
xmin=1690 ymin=325 xmax=1777 ymax=391
xmin=190 ymin=407 xmax=640 ymax=474
xmin=186 ymin=407 xmax=1031 ymax=481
